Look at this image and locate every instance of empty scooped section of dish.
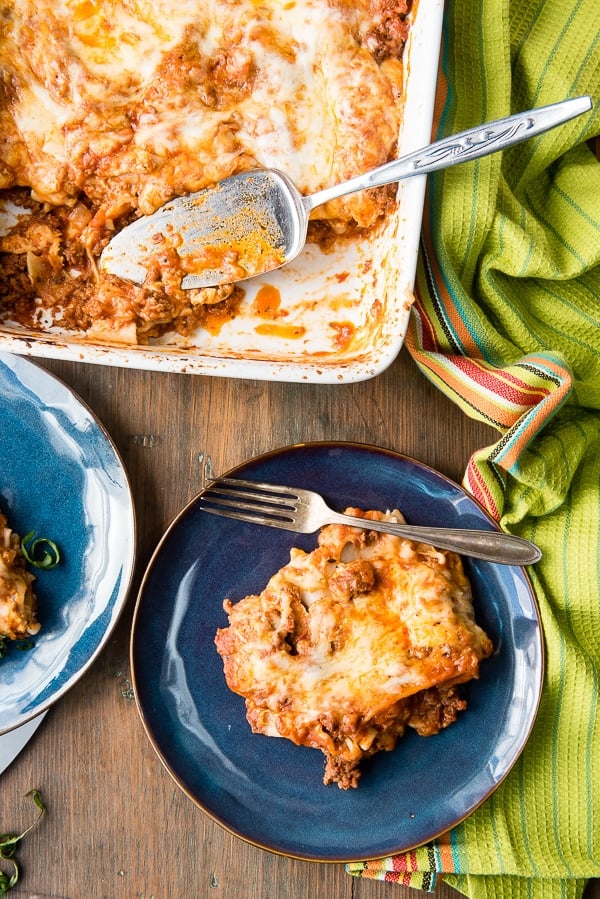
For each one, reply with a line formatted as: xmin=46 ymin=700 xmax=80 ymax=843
xmin=151 ymin=224 xmax=416 ymax=366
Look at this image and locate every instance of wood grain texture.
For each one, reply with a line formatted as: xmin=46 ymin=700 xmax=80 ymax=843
xmin=1 ymin=347 xmax=597 ymax=899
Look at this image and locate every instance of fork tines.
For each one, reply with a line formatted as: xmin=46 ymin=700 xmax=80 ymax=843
xmin=200 ymin=477 xmax=300 ymax=526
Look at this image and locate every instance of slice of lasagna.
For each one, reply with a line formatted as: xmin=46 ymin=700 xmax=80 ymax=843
xmin=0 ymin=508 xmax=39 ymax=643
xmin=215 ymin=509 xmax=493 ymax=789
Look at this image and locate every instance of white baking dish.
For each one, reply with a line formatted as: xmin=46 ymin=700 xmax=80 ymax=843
xmin=0 ymin=0 xmax=443 ymax=383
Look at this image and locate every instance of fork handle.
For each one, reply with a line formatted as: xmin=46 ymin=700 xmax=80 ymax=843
xmin=333 ymin=513 xmax=541 ymax=565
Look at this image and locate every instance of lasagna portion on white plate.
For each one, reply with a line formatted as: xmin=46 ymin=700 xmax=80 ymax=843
xmin=215 ymin=509 xmax=494 ymax=789
xmin=0 ymin=508 xmax=39 ymax=645
xmin=0 ymin=0 xmax=412 ymax=344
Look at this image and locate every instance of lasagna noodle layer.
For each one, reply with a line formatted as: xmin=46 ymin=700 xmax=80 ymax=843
xmin=215 ymin=510 xmax=494 ymax=789
xmin=0 ymin=0 xmax=411 ymax=341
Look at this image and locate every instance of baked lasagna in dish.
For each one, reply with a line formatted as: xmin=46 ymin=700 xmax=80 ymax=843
xmin=0 ymin=507 xmax=39 ymax=644
xmin=0 ymin=0 xmax=413 ymax=344
xmin=215 ymin=509 xmax=494 ymax=789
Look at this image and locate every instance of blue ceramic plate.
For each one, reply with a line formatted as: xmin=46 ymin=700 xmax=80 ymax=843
xmin=0 ymin=352 xmax=136 ymax=734
xmin=131 ymin=442 xmax=543 ymax=861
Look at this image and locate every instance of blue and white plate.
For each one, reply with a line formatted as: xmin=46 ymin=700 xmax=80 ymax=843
xmin=0 ymin=352 xmax=136 ymax=734
xmin=131 ymin=442 xmax=543 ymax=861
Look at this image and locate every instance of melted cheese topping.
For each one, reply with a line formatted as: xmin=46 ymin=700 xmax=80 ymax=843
xmin=215 ymin=510 xmax=493 ymax=789
xmin=0 ymin=510 xmax=39 ymax=642
xmin=0 ymin=0 xmax=411 ymax=343
xmin=1 ymin=0 xmax=405 ymax=218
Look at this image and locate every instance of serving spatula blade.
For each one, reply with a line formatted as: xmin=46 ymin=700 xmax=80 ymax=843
xmin=101 ymin=169 xmax=306 ymax=289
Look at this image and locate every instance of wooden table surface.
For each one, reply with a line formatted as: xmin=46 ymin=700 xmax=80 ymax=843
xmin=2 ymin=348 xmax=598 ymax=899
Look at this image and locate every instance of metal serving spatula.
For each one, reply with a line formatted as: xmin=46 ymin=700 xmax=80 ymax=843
xmin=100 ymin=96 xmax=592 ymax=290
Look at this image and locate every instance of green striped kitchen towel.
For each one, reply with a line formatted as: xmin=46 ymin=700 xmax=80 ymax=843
xmin=347 ymin=0 xmax=600 ymax=896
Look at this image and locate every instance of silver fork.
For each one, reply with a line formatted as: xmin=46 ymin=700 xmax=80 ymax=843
xmin=199 ymin=477 xmax=541 ymax=565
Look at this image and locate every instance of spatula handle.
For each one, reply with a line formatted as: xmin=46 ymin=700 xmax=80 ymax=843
xmin=305 ymin=96 xmax=592 ymax=211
